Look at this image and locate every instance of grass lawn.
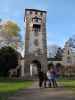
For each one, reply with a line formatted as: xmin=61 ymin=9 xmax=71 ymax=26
xmin=58 ymin=79 xmax=75 ymax=91
xmin=0 ymin=78 xmax=32 ymax=100
xmin=0 ymin=78 xmax=75 ymax=100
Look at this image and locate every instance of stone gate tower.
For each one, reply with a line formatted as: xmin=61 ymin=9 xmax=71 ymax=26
xmin=24 ymin=9 xmax=47 ymax=78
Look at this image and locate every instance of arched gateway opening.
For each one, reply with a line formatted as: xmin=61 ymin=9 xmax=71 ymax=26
xmin=30 ymin=60 xmax=41 ymax=78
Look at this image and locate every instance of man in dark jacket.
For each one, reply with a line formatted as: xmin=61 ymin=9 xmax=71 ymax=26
xmin=38 ymin=71 xmax=44 ymax=88
xmin=38 ymin=71 xmax=47 ymax=88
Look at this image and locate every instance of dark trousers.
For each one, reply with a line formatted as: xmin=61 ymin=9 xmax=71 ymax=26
xmin=39 ymin=79 xmax=47 ymax=88
xmin=51 ymin=79 xmax=57 ymax=88
xmin=48 ymin=79 xmax=51 ymax=87
xmin=39 ymin=79 xmax=43 ymax=88
xmin=44 ymin=79 xmax=47 ymax=88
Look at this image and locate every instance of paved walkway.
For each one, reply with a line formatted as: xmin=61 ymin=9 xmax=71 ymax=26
xmin=8 ymin=82 xmax=75 ymax=100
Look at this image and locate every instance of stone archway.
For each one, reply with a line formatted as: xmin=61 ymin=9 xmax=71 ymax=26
xmin=30 ymin=60 xmax=41 ymax=77
xmin=24 ymin=55 xmax=47 ymax=79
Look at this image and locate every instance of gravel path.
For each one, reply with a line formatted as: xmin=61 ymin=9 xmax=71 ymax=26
xmin=8 ymin=82 xmax=75 ymax=100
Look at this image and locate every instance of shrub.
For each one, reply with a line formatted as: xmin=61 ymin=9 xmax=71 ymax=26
xmin=0 ymin=46 xmax=18 ymax=77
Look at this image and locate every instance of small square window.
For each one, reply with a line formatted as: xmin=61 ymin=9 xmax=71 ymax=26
xmin=30 ymin=11 xmax=32 ymax=14
xmin=35 ymin=11 xmax=38 ymax=15
xmin=40 ymin=12 xmax=43 ymax=16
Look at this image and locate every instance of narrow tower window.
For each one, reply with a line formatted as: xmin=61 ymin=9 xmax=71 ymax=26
xmin=33 ymin=24 xmax=41 ymax=32
xmin=35 ymin=11 xmax=38 ymax=15
xmin=30 ymin=11 xmax=32 ymax=14
xmin=68 ymin=50 xmax=70 ymax=55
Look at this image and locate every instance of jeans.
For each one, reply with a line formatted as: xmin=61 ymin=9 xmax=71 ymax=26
xmin=48 ymin=79 xmax=51 ymax=87
xmin=51 ymin=79 xmax=57 ymax=88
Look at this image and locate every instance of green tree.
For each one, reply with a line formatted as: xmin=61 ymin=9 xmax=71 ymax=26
xmin=0 ymin=46 xmax=18 ymax=77
xmin=0 ymin=20 xmax=21 ymax=49
xmin=3 ymin=21 xmax=20 ymax=37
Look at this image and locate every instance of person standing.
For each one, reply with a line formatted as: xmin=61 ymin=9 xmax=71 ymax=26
xmin=38 ymin=71 xmax=44 ymax=88
xmin=50 ymin=68 xmax=58 ymax=88
xmin=47 ymin=69 xmax=52 ymax=87
xmin=43 ymin=72 xmax=47 ymax=88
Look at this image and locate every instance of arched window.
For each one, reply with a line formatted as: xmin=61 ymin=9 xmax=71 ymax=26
xmin=68 ymin=50 xmax=70 ymax=55
xmin=67 ymin=56 xmax=71 ymax=63
xmin=32 ymin=16 xmax=41 ymax=23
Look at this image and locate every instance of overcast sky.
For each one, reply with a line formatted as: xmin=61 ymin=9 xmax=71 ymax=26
xmin=0 ymin=0 xmax=75 ymax=47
